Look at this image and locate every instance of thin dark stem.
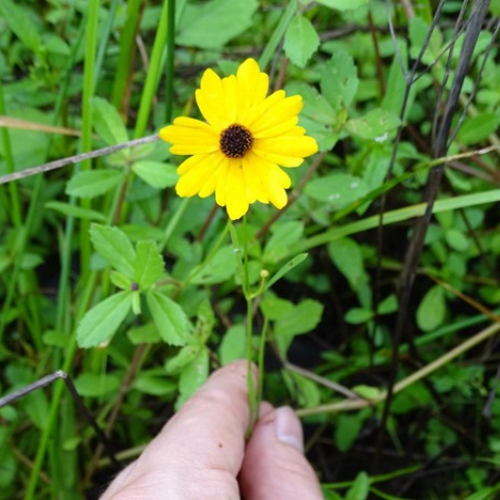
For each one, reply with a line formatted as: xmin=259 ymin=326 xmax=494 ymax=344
xmin=0 ymin=134 xmax=159 ymax=185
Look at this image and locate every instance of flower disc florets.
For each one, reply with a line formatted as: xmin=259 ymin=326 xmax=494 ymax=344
xmin=159 ymin=58 xmax=318 ymax=220
xmin=220 ymin=124 xmax=253 ymax=158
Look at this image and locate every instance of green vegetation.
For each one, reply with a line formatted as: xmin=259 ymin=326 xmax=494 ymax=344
xmin=1 ymin=0 xmax=500 ymax=498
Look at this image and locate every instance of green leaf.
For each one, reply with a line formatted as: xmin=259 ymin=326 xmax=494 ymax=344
xmin=345 ymin=471 xmax=370 ymax=500
xmin=416 ymin=285 xmax=446 ymax=332
xmin=132 ymin=161 xmax=179 ymax=189
xmin=445 ymin=228 xmax=469 ymax=252
xmin=456 ymin=113 xmax=500 ymax=146
xmin=177 ymin=0 xmax=258 ymax=50
xmin=220 ymin=325 xmax=246 ymax=365
xmin=127 ymin=323 xmax=161 ymax=344
xmin=321 ymin=51 xmax=359 ymax=111
xmin=165 ymin=344 xmax=201 ymax=375
xmin=90 ymin=223 xmax=136 ymax=277
xmin=176 ymin=347 xmax=210 ymax=409
xmin=345 ymin=308 xmax=373 ymax=324
xmin=328 ymin=237 xmax=367 ymax=291
xmin=316 ymin=0 xmax=369 ymax=10
xmin=260 ymin=296 xmax=294 ymax=320
xmin=0 ymin=0 xmax=42 ymax=54
xmin=345 ymin=109 xmax=401 ymax=141
xmin=335 ymin=413 xmax=365 ymax=452
xmin=45 ymin=201 xmax=106 ymax=221
xmin=263 ymin=222 xmax=304 ymax=264
xmin=265 ymin=253 xmax=308 ymax=291
xmin=146 ymin=291 xmax=189 ymax=346
xmin=305 ymin=173 xmax=369 ymax=207
xmin=190 ymin=246 xmax=237 ymax=285
xmin=74 ymin=373 xmax=121 ymax=397
xmin=134 ymin=240 xmax=164 ymax=289
xmin=133 ymin=373 xmax=177 ymax=397
xmin=77 ymin=291 xmax=133 ymax=348
xmin=66 ymin=170 xmax=125 ymax=199
xmin=284 ymin=16 xmax=320 ymax=68
xmin=409 ymin=16 xmax=442 ymax=66
xmin=91 ymin=97 xmax=129 ymax=145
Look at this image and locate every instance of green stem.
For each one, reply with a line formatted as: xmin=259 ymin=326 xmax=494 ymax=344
xmin=159 ymin=197 xmax=191 ymax=251
xmin=134 ymin=0 xmax=170 ymax=138
xmin=79 ymin=0 xmax=100 ymax=284
xmin=257 ymin=316 xmax=269 ymax=405
xmin=165 ymin=0 xmax=176 ymax=123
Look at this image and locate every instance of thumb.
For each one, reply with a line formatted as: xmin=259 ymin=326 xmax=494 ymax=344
xmin=239 ymin=406 xmax=323 ymax=500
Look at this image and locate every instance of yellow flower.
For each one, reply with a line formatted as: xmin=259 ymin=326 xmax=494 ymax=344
xmin=160 ymin=58 xmax=318 ymax=220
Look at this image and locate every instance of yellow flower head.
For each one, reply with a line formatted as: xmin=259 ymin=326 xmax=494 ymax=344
xmin=160 ymin=58 xmax=318 ymax=220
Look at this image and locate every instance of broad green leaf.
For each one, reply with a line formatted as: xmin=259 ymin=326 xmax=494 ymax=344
xmin=260 ymin=296 xmax=294 ymax=320
xmin=284 ymin=16 xmax=320 ymax=68
xmin=335 ymin=413 xmax=365 ymax=452
xmin=177 ymin=0 xmax=258 ymax=49
xmin=176 ymin=347 xmax=210 ymax=409
xmin=263 ymin=222 xmax=304 ymax=264
xmin=134 ymin=240 xmax=164 ymax=289
xmin=316 ymin=0 xmax=369 ymax=10
xmin=283 ymin=371 xmax=320 ymax=407
xmin=409 ymin=16 xmax=443 ymax=65
xmin=321 ymin=51 xmax=358 ymax=111
xmin=91 ymin=97 xmax=129 ymax=145
xmin=445 ymin=228 xmax=469 ymax=252
xmin=110 ymin=271 xmax=132 ymax=291
xmin=42 ymin=330 xmax=69 ymax=348
xmin=305 ymin=174 xmax=369 ymax=207
xmin=190 ymin=246 xmax=237 ymax=285
xmin=416 ymin=285 xmax=446 ymax=332
xmin=265 ymin=253 xmax=308 ymax=291
xmin=77 ymin=291 xmax=133 ymax=348
xmin=345 ymin=109 xmax=401 ymax=141
xmin=133 ymin=373 xmax=177 ymax=397
xmin=45 ymin=201 xmax=106 ymax=221
xmin=165 ymin=344 xmax=201 ymax=374
xmin=146 ymin=291 xmax=189 ymax=346
xmin=345 ymin=308 xmax=372 ymax=324
xmin=219 ymin=325 xmax=246 ymax=365
xmin=90 ymin=224 xmax=136 ymax=277
xmin=0 ymin=0 xmax=42 ymax=54
xmin=132 ymin=161 xmax=178 ymax=189
xmin=456 ymin=113 xmax=500 ymax=146
xmin=194 ymin=300 xmax=215 ymax=343
xmin=328 ymin=238 xmax=367 ymax=291
xmin=74 ymin=373 xmax=121 ymax=397
xmin=378 ymin=295 xmax=398 ymax=315
xmin=127 ymin=323 xmax=161 ymax=344
xmin=66 ymin=170 xmax=124 ymax=199
xmin=345 ymin=471 xmax=370 ymax=500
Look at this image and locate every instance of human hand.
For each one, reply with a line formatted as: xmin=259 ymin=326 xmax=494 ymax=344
xmin=101 ymin=360 xmax=323 ymax=499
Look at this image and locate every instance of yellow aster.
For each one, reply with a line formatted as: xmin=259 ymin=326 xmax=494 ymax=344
xmin=159 ymin=58 xmax=318 ymax=221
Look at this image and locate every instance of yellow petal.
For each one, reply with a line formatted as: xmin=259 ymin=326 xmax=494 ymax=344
xmin=222 ymin=75 xmax=238 ymax=123
xmin=244 ymin=90 xmax=285 ymax=127
xmin=215 ymin=157 xmax=230 ymax=207
xmin=252 ymin=148 xmax=305 ymax=167
xmin=250 ymin=95 xmax=303 ymax=132
xmin=225 ymin=160 xmax=249 ymax=220
xmin=242 ymin=155 xmax=268 ymax=204
xmin=177 ymin=154 xmax=210 ymax=175
xmin=252 ymin=116 xmax=298 ymax=139
xmin=235 ymin=59 xmax=269 ymax=124
xmin=170 ymin=142 xmax=219 ymax=155
xmin=199 ymin=154 xmax=226 ymax=198
xmin=160 ymin=122 xmax=218 ymax=146
xmin=176 ymin=161 xmax=214 ymax=197
xmin=254 ymin=134 xmax=318 ymax=158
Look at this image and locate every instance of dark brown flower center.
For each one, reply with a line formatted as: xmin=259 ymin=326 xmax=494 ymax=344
xmin=219 ymin=124 xmax=253 ymax=158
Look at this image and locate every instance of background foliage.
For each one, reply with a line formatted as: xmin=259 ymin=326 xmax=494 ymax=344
xmin=1 ymin=0 xmax=500 ymax=498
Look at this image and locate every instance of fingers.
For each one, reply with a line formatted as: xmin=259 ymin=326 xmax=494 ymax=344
xmin=101 ymin=360 xmax=256 ymax=499
xmin=239 ymin=406 xmax=323 ymax=500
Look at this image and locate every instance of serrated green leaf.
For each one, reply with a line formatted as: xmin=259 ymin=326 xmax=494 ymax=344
xmin=134 ymin=240 xmax=164 ymax=289
xmin=127 ymin=323 xmax=161 ymax=345
xmin=66 ymin=170 xmax=125 ymax=199
xmin=263 ymin=222 xmax=304 ymax=264
xmin=190 ymin=246 xmax=237 ymax=285
xmin=77 ymin=291 xmax=133 ymax=348
xmin=284 ymin=16 xmax=320 ymax=68
xmin=346 ymin=109 xmax=401 ymax=141
xmin=0 ymin=0 xmax=42 ymax=54
xmin=132 ymin=161 xmax=178 ymax=189
xmin=146 ymin=291 xmax=189 ymax=346
xmin=91 ymin=97 xmax=129 ymax=145
xmin=165 ymin=344 xmax=201 ymax=374
xmin=177 ymin=0 xmax=258 ymax=49
xmin=305 ymin=173 xmax=369 ymax=207
xmin=321 ymin=51 xmax=359 ymax=111
xmin=90 ymin=224 xmax=136 ymax=277
xmin=176 ymin=347 xmax=210 ymax=409
xmin=275 ymin=299 xmax=323 ymax=339
xmin=45 ymin=201 xmax=106 ymax=221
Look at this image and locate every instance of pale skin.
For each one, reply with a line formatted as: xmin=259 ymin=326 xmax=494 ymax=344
xmin=101 ymin=360 xmax=323 ymax=500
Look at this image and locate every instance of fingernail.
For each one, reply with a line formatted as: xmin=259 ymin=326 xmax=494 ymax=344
xmin=274 ymin=406 xmax=304 ymax=453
